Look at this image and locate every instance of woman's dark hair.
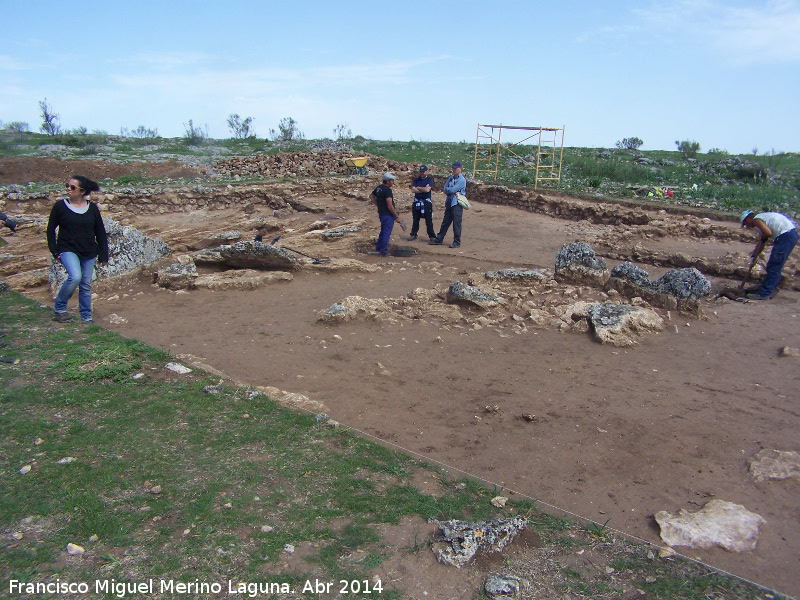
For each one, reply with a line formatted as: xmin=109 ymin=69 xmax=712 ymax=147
xmin=70 ymin=175 xmax=100 ymax=195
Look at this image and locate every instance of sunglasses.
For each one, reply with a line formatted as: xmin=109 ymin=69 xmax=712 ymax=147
xmin=66 ymin=184 xmax=82 ymax=191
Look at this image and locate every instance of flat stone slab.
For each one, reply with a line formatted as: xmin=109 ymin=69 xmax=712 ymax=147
xmin=219 ymin=240 xmax=302 ymax=270
xmin=446 ymin=281 xmax=504 ymax=309
xmin=749 ymin=449 xmax=800 ymax=482
xmin=655 ymin=500 xmax=766 ymax=552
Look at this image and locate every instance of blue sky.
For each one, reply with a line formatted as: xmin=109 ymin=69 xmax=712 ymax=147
xmin=2 ymin=0 xmax=798 ymax=153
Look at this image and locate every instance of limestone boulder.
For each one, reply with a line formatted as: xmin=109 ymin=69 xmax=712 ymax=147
xmin=155 ymin=262 xmax=198 ymax=290
xmin=429 ymin=516 xmax=528 ymax=569
xmin=649 ymin=267 xmax=711 ymax=299
xmin=554 ymin=242 xmax=609 ymax=286
xmin=446 ymin=281 xmax=504 ymax=309
xmin=587 ymin=303 xmax=664 ymax=347
xmin=655 ymin=500 xmax=766 ymax=552
xmin=218 ymin=240 xmax=302 ymax=270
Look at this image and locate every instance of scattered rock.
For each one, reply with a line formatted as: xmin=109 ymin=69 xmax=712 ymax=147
xmin=655 ymin=500 xmax=766 ymax=552
xmin=165 ymin=362 xmax=192 ymax=374
xmin=429 ymin=516 xmax=528 ymax=568
xmin=554 ymin=242 xmax=609 ymax=286
xmin=56 ymin=457 xmax=76 ymax=464
xmin=587 ymin=303 xmax=664 ymax=347
xmin=491 ymin=496 xmax=508 ymax=508
xmin=779 ymin=346 xmax=800 ymax=357
xmin=485 ymin=268 xmax=544 ymax=281
xmin=749 ymin=449 xmax=800 ymax=482
xmin=649 ymin=267 xmax=711 ymax=300
xmin=66 ymin=543 xmax=85 ymax=555
xmin=19 ymin=465 xmax=31 ymax=474
xmin=154 ymin=261 xmax=198 ymax=290
xmin=446 ymin=281 xmax=504 ymax=309
xmin=609 ymin=261 xmax=650 ymax=287
xmin=484 ymin=574 xmax=521 ymax=599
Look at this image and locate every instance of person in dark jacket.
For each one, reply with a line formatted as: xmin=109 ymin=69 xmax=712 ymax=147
xmin=46 ymin=175 xmax=109 ymax=323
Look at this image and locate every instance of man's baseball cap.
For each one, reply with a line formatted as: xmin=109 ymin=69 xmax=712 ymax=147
xmin=740 ymin=210 xmax=755 ymax=226
xmin=419 ymin=165 xmax=428 ymax=172
xmin=382 ymin=172 xmax=396 ymax=181
xmin=451 ymin=161 xmax=463 ymax=168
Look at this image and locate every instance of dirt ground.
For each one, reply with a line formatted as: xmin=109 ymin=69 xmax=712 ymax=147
xmin=2 ymin=157 xmax=799 ymax=598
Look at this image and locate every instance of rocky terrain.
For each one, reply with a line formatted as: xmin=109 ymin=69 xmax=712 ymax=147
xmin=1 ymin=152 xmax=799 ymax=597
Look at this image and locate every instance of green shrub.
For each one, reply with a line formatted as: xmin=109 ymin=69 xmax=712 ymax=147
xmin=183 ymin=119 xmax=208 ymax=145
xmin=227 ymin=114 xmax=254 ymax=139
xmin=615 ymin=137 xmax=643 ymax=150
xmin=2 ymin=121 xmax=30 ymax=132
xmin=270 ymin=117 xmax=304 ymax=141
xmin=675 ymin=140 xmax=700 ymax=159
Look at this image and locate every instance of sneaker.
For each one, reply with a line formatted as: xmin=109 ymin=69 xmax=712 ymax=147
xmin=53 ymin=311 xmax=72 ymax=322
xmin=82 ymin=318 xmax=94 ymax=324
xmin=408 ymin=235 xmax=417 ymax=241
xmin=745 ymin=292 xmax=768 ymax=301
xmin=5 ymin=219 xmax=16 ymax=232
xmin=429 ymin=238 xmax=442 ymax=245
xmin=368 ymin=251 xmax=382 ymax=255
xmin=449 ymin=243 xmax=460 ymax=248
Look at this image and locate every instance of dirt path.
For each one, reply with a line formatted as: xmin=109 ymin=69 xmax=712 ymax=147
xmin=2 ymin=159 xmax=799 ymax=597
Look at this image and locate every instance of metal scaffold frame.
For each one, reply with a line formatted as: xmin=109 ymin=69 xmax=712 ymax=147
xmin=472 ymin=124 xmax=565 ymax=188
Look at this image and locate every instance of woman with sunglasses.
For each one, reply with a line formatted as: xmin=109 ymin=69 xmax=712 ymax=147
xmin=46 ymin=175 xmax=109 ymax=323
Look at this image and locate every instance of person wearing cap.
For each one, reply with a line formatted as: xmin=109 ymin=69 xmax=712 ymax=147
xmin=740 ymin=209 xmax=798 ymax=300
xmin=369 ymin=173 xmax=401 ymax=256
xmin=409 ymin=165 xmax=436 ymax=242
xmin=430 ymin=161 xmax=467 ymax=248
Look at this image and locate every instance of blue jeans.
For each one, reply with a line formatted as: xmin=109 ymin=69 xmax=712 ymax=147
xmin=435 ymin=202 xmax=463 ymax=245
xmin=376 ymin=214 xmax=395 ymax=255
xmin=54 ymin=252 xmax=96 ymax=320
xmin=758 ymin=228 xmax=799 ymax=297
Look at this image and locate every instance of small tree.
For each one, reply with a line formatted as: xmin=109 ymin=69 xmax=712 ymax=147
xmin=333 ymin=122 xmax=352 ymax=140
xmin=38 ymin=98 xmax=61 ymax=136
xmin=270 ymin=117 xmax=304 ymax=141
xmin=675 ymin=139 xmax=700 ymax=159
xmin=2 ymin=121 xmax=30 ymax=132
xmin=183 ymin=119 xmax=208 ymax=144
xmin=122 ymin=125 xmax=159 ymax=138
xmin=615 ymin=136 xmax=643 ymax=150
xmin=227 ymin=114 xmax=255 ymax=139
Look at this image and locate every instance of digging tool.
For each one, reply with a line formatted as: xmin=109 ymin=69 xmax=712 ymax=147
xmin=266 ymin=234 xmax=329 ymax=263
xmin=739 ymin=257 xmax=756 ymax=289
xmin=280 ymin=245 xmax=330 ymax=264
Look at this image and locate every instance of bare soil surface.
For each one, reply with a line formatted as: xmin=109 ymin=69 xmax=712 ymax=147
xmin=2 ymin=157 xmax=799 ymax=598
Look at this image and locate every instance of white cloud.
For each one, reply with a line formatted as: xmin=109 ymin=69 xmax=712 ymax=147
xmin=634 ymin=0 xmax=800 ymax=63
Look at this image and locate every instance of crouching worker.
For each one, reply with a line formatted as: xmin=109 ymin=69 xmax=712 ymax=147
xmin=740 ymin=210 xmax=798 ymax=300
xmin=47 ymin=175 xmax=109 ymax=323
xmin=0 ymin=212 xmax=17 ymax=233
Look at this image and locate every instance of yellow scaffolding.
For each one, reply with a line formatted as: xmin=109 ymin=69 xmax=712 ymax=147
xmin=472 ymin=124 xmax=565 ymax=188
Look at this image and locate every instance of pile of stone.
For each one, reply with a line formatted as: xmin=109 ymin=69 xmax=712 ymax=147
xmin=211 ymin=151 xmax=415 ymax=179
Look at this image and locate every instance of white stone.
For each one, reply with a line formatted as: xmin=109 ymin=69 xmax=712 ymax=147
xmin=491 ymin=496 xmax=508 ymax=507
xmin=749 ymin=449 xmax=800 ymax=482
xmin=66 ymin=543 xmax=85 ymax=555
xmin=655 ymin=500 xmax=766 ymax=552
xmin=165 ymin=362 xmax=192 ymax=374
xmin=19 ymin=465 xmax=31 ymax=474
